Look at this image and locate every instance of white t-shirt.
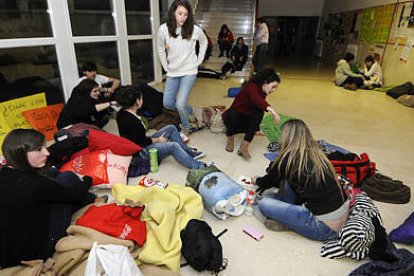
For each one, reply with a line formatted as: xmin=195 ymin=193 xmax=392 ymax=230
xmin=157 ymin=23 xmax=207 ymax=77
xmin=78 ymin=74 xmax=110 ymax=86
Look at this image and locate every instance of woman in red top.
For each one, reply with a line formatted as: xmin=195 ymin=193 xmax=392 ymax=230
xmin=222 ymin=69 xmax=281 ymax=159
xmin=217 ymin=24 xmax=234 ymax=57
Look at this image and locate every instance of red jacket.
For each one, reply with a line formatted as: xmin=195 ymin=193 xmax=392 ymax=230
xmin=226 ymin=82 xmax=270 ymax=115
xmin=217 ymin=31 xmax=234 ymax=44
xmin=76 ymin=203 xmax=146 ymax=246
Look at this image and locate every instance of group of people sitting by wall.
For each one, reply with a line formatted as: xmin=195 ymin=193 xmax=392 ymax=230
xmin=335 ymin=52 xmax=383 ymax=91
xmin=0 ymin=0 xmax=405 ymax=273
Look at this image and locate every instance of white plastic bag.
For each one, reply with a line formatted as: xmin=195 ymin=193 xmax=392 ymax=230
xmin=85 ymin=241 xmax=142 ymax=276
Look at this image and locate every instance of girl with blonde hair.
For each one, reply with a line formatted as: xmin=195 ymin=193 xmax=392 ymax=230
xmin=255 ymin=119 xmax=349 ymax=241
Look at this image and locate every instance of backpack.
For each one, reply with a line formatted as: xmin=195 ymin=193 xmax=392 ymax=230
xmin=47 ymin=136 xmax=89 ymax=168
xmin=328 ymin=152 xmax=376 ymax=185
xmin=386 ymin=81 xmax=414 ymax=99
xmin=181 ymin=219 xmax=227 ymax=275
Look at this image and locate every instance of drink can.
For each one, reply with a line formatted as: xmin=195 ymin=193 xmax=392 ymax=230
xmin=149 ymin=148 xmax=158 ymax=173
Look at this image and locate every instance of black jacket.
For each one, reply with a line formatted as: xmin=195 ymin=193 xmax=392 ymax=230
xmin=116 ymin=109 xmax=153 ymax=147
xmin=256 ymin=158 xmax=347 ymax=216
xmin=0 ymin=167 xmax=92 ymax=268
xmin=57 ymin=86 xmax=107 ymax=129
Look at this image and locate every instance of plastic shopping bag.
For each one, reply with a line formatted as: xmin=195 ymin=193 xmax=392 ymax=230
xmin=85 ymin=241 xmax=142 ymax=276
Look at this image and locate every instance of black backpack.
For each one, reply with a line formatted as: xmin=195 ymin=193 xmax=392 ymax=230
xmin=180 ymin=219 xmax=228 ymax=275
xmin=47 ymin=136 xmax=88 ymax=168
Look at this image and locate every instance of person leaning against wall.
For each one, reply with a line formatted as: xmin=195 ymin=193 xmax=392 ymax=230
xmin=157 ymin=0 xmax=207 ymax=137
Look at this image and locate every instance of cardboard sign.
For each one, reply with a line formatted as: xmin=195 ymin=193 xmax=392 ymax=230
xmin=0 ymin=93 xmax=47 ymax=154
xmin=22 ymin=103 xmax=64 ymax=141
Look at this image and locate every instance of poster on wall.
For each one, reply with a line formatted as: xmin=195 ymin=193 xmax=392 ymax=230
xmin=358 ymin=5 xmax=394 ymax=43
xmin=409 ymin=4 xmax=414 ymax=28
xmin=390 ymin=2 xmax=413 ymax=39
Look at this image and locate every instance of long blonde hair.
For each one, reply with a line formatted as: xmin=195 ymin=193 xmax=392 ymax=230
xmin=277 ymin=119 xmax=339 ymax=187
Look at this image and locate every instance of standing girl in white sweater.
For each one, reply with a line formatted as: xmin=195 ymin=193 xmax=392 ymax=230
xmin=157 ymin=0 xmax=207 ymax=136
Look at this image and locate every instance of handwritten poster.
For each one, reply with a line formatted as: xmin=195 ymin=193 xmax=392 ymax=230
xmin=22 ymin=103 xmax=63 ymax=141
xmin=0 ymin=93 xmax=47 ymax=154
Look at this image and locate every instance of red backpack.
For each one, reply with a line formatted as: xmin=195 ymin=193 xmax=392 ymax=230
xmin=330 ymin=153 xmax=376 ymax=185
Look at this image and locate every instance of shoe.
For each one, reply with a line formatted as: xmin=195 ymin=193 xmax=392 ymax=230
xmin=95 ymin=195 xmax=109 ymax=204
xmin=190 ymin=148 xmax=205 ymax=160
xmin=237 ymin=140 xmax=251 ymax=160
xmin=225 ymin=136 xmax=234 ymax=152
xmin=264 ymin=219 xmax=289 ymax=232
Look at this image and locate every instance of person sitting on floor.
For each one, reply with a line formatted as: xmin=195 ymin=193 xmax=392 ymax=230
xmin=222 ymin=68 xmax=281 ymax=160
xmin=217 ymin=24 xmax=234 ymax=57
xmin=0 ymin=129 xmax=100 ymax=269
xmin=254 ymin=119 xmax=349 ymax=241
xmin=334 ymin=52 xmax=364 ymax=91
xmin=57 ymin=79 xmax=117 ymax=129
xmin=79 ymin=61 xmax=120 ymax=98
xmin=230 ymin=37 xmax=249 ymax=71
xmin=362 ymin=55 xmax=382 ymax=89
xmin=115 ymin=86 xmax=207 ymax=170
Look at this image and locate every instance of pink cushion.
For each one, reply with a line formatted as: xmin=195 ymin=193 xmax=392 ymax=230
xmin=88 ymin=129 xmax=141 ymax=155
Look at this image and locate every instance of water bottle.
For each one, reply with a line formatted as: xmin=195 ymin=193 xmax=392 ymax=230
xmin=149 ymin=148 xmax=158 ymax=173
xmin=245 ymin=190 xmax=255 ymax=216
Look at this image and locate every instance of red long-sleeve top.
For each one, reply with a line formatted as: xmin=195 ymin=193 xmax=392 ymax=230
xmin=227 ymin=82 xmax=270 ymax=115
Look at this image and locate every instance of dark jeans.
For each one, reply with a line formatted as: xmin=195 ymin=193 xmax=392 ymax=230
xmin=342 ymin=76 xmax=364 ymax=87
xmin=223 ymin=108 xmax=263 ymax=142
xmin=46 ymin=171 xmax=95 ymax=257
xmin=233 ymin=56 xmax=247 ymax=71
xmin=205 ymin=46 xmax=212 ymax=61
xmin=198 ymin=67 xmax=222 ymax=79
xmin=219 ymin=41 xmax=232 ymax=55
xmin=253 ymin=44 xmax=269 ymax=72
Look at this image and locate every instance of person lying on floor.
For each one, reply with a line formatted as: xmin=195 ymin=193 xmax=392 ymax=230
xmin=222 ymin=68 xmax=281 ymax=160
xmin=334 ymin=52 xmax=364 ymax=91
xmin=114 ymin=86 xmax=207 ymax=170
xmin=57 ymin=79 xmax=117 ymax=129
xmin=254 ymin=119 xmax=349 ymax=241
xmin=0 ymin=129 xmax=101 ymax=269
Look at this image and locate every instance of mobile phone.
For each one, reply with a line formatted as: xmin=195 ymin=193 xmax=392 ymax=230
xmin=243 ymin=226 xmax=264 ymax=241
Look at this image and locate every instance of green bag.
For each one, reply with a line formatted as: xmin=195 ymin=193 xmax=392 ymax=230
xmin=260 ymin=114 xmax=295 ymax=143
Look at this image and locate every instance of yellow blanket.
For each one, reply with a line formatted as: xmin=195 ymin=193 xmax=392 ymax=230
xmin=112 ymin=183 xmax=203 ymax=272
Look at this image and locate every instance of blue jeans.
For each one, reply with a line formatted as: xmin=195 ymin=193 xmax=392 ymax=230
xmin=47 ymin=171 xmax=95 ymax=256
xmin=163 ymin=74 xmax=197 ymax=129
xmin=258 ymin=181 xmax=337 ymax=241
xmin=146 ymin=125 xmax=204 ymax=169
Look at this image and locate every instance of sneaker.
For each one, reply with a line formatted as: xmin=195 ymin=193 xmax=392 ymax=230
xmin=190 ymin=148 xmax=205 ymax=160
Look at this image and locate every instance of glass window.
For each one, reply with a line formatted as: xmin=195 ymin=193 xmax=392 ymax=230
xmin=0 ymin=0 xmax=52 ymax=39
xmin=159 ymin=0 xmax=169 ymax=23
xmin=125 ymin=0 xmax=151 ymax=35
xmin=0 ymin=46 xmax=64 ymax=104
xmin=68 ymin=0 xmax=115 ymax=36
xmin=74 ymin=41 xmax=120 ymax=81
xmin=129 ymin=40 xmax=154 ymax=83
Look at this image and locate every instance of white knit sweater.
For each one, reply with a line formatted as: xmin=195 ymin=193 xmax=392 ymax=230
xmin=157 ymin=23 xmax=207 ymax=77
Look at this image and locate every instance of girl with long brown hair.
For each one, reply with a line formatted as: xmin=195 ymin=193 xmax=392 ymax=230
xmin=255 ymin=119 xmax=349 ymax=241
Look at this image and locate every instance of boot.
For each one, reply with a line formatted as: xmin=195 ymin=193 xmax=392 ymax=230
xmin=225 ymin=136 xmax=234 ymax=152
xmin=237 ymin=140 xmax=251 ymax=160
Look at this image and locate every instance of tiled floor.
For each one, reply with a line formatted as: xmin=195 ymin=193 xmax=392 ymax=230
xmin=106 ymin=65 xmax=414 ymax=275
